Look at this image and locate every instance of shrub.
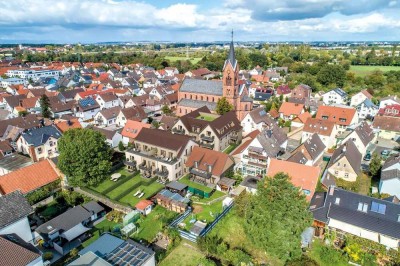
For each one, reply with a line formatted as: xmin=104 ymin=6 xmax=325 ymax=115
xmin=43 ymin=252 xmax=53 ymax=260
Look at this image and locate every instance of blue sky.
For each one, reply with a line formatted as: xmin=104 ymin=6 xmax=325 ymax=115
xmin=0 ymin=0 xmax=400 ymax=43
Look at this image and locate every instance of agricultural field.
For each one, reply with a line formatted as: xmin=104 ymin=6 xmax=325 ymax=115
xmin=164 ymin=56 xmax=203 ymax=64
xmin=349 ymin=65 xmax=400 ymax=77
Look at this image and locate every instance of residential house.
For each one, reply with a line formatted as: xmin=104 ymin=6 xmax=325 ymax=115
xmin=379 ymin=154 xmax=400 ymax=199
xmin=290 ymin=84 xmax=311 ymax=101
xmin=57 ymin=88 xmax=84 ymax=103
xmin=92 ymin=127 xmax=122 ymax=148
xmin=94 ymin=106 xmax=121 ymax=126
xmin=379 ymin=95 xmax=400 ymax=109
xmin=184 ymin=68 xmax=213 ymax=79
xmin=276 ymin=84 xmax=291 ymax=98
xmin=16 ymin=125 xmax=62 ymax=161
xmin=0 ymin=154 xmax=33 ymax=176
xmin=341 ymin=122 xmax=375 ymax=156
xmin=267 ymin=159 xmax=320 ymax=201
xmin=278 ymin=102 xmax=304 ymax=121
xmin=302 ymin=118 xmax=338 ymax=149
xmin=125 ymin=128 xmax=197 ymax=183
xmin=158 ymin=115 xmax=178 ymax=131
xmin=241 ymin=107 xmax=276 ymax=134
xmin=287 ymin=133 xmax=325 ymax=166
xmin=116 ymin=106 xmax=147 ymax=127
xmin=185 ymin=146 xmax=234 ymax=186
xmin=235 ymin=127 xmax=288 ymax=176
xmin=95 ymin=93 xmax=119 ymax=110
xmin=350 ymin=89 xmax=372 ymax=107
xmin=135 ymin=200 xmax=153 ymax=216
xmin=74 ymin=97 xmax=101 ymax=121
xmin=322 ymin=88 xmax=348 ymax=105
xmin=372 ymin=115 xmax=400 ymax=141
xmin=54 ymin=118 xmax=82 ymax=133
xmin=121 ymin=120 xmax=151 ymax=145
xmin=310 ymin=186 xmax=400 ymax=249
xmin=316 ymin=105 xmax=358 ymax=134
xmin=0 ymin=140 xmax=13 ymax=159
xmin=48 ymin=97 xmax=75 ymax=118
xmin=356 ymin=99 xmax=379 ymax=119
xmin=154 ymin=189 xmax=189 ymax=213
xmin=0 ymin=234 xmax=43 ymax=266
xmin=36 ymin=201 xmax=104 ymax=255
xmin=171 ymin=107 xmax=242 ymax=152
xmin=327 ymin=140 xmax=362 ymax=182
xmin=0 ymin=191 xmax=33 ymax=243
xmin=291 ymin=112 xmax=312 ymax=128
xmin=75 ymin=233 xmax=155 ymax=266
xmin=377 ymin=104 xmax=400 ymax=118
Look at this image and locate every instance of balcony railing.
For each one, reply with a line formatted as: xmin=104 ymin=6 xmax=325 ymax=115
xmin=200 ymin=142 xmax=214 ymax=149
xmin=154 ymin=169 xmax=169 ymax=177
xmin=200 ymin=134 xmax=214 ymax=142
xmin=138 ymin=163 xmax=152 ymax=171
xmin=124 ymin=160 xmax=136 ymax=167
xmin=172 ymin=127 xmax=185 ymax=134
xmin=190 ymin=168 xmax=212 ymax=179
xmin=127 ymin=148 xmax=178 ymax=164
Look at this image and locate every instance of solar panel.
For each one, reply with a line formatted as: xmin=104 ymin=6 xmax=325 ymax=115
xmin=132 ymin=249 xmax=141 ymax=257
xmin=139 ymin=253 xmax=148 ymax=260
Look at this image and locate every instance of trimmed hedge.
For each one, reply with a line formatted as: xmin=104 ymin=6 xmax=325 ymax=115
xmin=113 ymin=177 xmax=157 ymax=201
xmin=101 ymin=171 xmax=139 ymax=195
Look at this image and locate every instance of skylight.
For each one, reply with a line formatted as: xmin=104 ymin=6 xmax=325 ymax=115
xmin=370 ymin=201 xmax=386 ymax=215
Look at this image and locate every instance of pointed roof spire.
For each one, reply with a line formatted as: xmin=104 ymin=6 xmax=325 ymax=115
xmin=227 ymin=29 xmax=236 ymax=68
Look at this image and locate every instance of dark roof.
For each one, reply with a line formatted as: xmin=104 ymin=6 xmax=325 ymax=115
xmin=4 ymin=95 xmax=27 ymax=108
xmin=255 ymin=126 xmax=288 ymax=158
xmin=78 ymin=97 xmax=100 ymax=111
xmin=328 ymin=139 xmax=362 ymax=175
xmin=240 ymin=176 xmax=260 ymax=189
xmin=92 ymin=127 xmax=121 ymax=140
xmin=179 ymin=79 xmax=223 ymax=96
xmin=97 ymin=106 xmax=122 ymax=120
xmin=353 ymin=122 xmax=375 ymax=147
xmin=0 ymin=114 xmax=43 ymax=137
xmin=21 ymin=125 xmax=62 ymax=146
xmin=104 ymin=238 xmax=155 ymax=266
xmin=134 ymin=128 xmax=192 ymax=157
xmin=0 ymin=191 xmax=32 ymax=229
xmin=0 ymin=154 xmax=33 ymax=172
xmin=226 ymin=40 xmax=237 ymax=69
xmin=82 ymin=201 xmax=104 ymax=214
xmin=120 ymin=106 xmax=147 ymax=121
xmin=36 ymin=206 xmax=92 ymax=235
xmin=289 ymin=133 xmax=326 ymax=164
xmin=58 ymin=88 xmax=84 ymax=100
xmin=0 ymin=234 xmax=41 ymax=266
xmin=208 ymin=111 xmax=242 ymax=138
xmin=166 ymin=181 xmax=188 ymax=191
xmin=79 ymin=233 xmax=124 ymax=257
xmin=310 ymin=186 xmax=400 ymax=239
xmin=248 ymin=107 xmax=275 ymax=125
xmin=373 ymin=116 xmax=400 ymax=133
xmin=178 ymin=98 xmax=217 ymax=111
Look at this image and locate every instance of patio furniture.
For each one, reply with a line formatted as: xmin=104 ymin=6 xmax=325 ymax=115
xmin=111 ymin=173 xmax=121 ymax=181
xmin=133 ymin=190 xmax=142 ymax=197
xmin=138 ymin=192 xmax=145 ymax=198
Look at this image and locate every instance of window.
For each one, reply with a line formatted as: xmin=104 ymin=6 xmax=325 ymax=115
xmin=358 ymin=202 xmax=368 ymax=213
xmin=345 ymin=173 xmax=349 ymax=178
xmin=334 ymin=170 xmax=339 ymax=175
xmin=335 ymin=198 xmax=340 ymax=205
xmin=371 ymin=201 xmax=386 ymax=214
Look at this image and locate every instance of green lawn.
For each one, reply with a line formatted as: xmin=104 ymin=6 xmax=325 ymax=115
xmin=106 ymin=175 xmax=143 ymax=200
xmin=132 ymin=206 xmax=177 ymax=243
xmin=39 ymin=201 xmax=68 ymax=221
xmin=223 ymin=143 xmax=238 ymax=154
xmin=191 ymin=199 xmax=224 ymax=223
xmin=359 ymin=173 xmax=371 ymax=195
xmin=179 ymin=175 xmax=214 ymax=193
xmin=165 ymin=56 xmax=202 ymax=64
xmin=159 ymin=241 xmax=205 ymax=266
xmin=308 ymin=239 xmax=349 ymax=266
xmin=196 ymin=114 xmax=217 ymax=122
xmin=89 ymin=168 xmax=134 ymax=194
xmin=350 ymin=65 xmax=400 ymax=77
xmin=192 ymin=190 xmax=225 ymax=203
xmin=119 ymin=182 xmax=164 ymax=207
xmin=81 ymin=219 xmax=120 ymax=248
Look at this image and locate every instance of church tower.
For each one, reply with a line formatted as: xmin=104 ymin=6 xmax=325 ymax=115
xmin=222 ymin=31 xmax=239 ymax=109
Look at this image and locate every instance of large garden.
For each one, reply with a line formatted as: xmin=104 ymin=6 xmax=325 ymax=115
xmin=87 ymin=168 xmax=164 ymax=208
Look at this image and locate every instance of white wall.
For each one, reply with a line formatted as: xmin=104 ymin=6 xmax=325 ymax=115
xmin=379 ymin=179 xmax=400 ymax=199
xmin=27 ymin=256 xmax=44 ymax=266
xmin=0 ymin=217 xmax=33 ymax=243
xmin=143 ymin=254 xmax=156 ymax=266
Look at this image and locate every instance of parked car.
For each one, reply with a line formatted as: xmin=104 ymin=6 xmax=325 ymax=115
xmin=364 ymin=153 xmax=371 ymax=161
xmin=381 ymin=150 xmax=390 ymax=156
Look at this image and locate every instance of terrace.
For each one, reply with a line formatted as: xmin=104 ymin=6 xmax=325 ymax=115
xmin=127 ymin=147 xmax=178 ymax=165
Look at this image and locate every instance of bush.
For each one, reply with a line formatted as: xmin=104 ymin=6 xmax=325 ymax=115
xmin=319 ymin=246 xmax=346 ymax=265
xmin=43 ymin=252 xmax=53 ymax=260
xmin=335 ymin=176 xmax=360 ymax=192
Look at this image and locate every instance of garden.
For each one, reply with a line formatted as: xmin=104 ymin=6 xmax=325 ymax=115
xmin=88 ymin=168 xmax=164 ymax=208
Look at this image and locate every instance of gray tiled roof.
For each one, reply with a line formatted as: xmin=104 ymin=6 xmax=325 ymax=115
xmin=22 ymin=125 xmax=62 ymax=147
xmin=310 ymin=187 xmax=400 ymax=239
xmin=178 ymin=98 xmax=217 ymax=111
xmin=0 ymin=191 xmax=33 ymax=229
xmin=328 ymin=139 xmax=361 ymax=175
xmin=180 ymin=79 xmax=223 ymax=96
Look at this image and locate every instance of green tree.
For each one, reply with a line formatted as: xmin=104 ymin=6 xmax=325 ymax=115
xmin=369 ymin=152 xmax=382 ymax=177
xmin=215 ymin=97 xmax=233 ymax=115
xmin=316 ymin=64 xmax=346 ymax=87
xmin=58 ymin=128 xmax=112 ymax=186
xmin=243 ymin=173 xmax=313 ymax=262
xmin=39 ymin=94 xmax=52 ymax=118
xmin=118 ymin=141 xmax=125 ymax=151
xmin=161 ymin=105 xmax=172 ymax=115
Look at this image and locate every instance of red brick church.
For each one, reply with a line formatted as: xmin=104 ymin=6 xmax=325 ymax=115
xmin=177 ymin=37 xmax=253 ymax=121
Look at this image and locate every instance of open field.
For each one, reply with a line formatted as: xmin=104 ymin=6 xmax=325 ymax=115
xmin=165 ymin=56 xmax=202 ymax=64
xmin=159 ymin=241 xmax=205 ymax=266
xmin=349 ymin=65 xmax=400 ymax=77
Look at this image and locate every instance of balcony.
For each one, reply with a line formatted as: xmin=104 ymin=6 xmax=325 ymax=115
xmin=190 ymin=168 xmax=212 ymax=179
xmin=248 ymin=160 xmax=266 ymax=168
xmin=154 ymin=169 xmax=169 ymax=177
xmin=200 ymin=142 xmax=214 ymax=149
xmin=124 ymin=160 xmax=136 ymax=167
xmin=200 ymin=134 xmax=214 ymax=142
xmin=172 ymin=127 xmax=185 ymax=134
xmin=138 ymin=163 xmax=152 ymax=172
xmin=230 ymin=134 xmax=238 ymax=141
xmin=127 ymin=148 xmax=178 ymax=165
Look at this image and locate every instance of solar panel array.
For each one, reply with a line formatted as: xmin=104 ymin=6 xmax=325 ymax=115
xmin=79 ymin=97 xmax=96 ymax=107
xmin=105 ymin=240 xmax=151 ymax=266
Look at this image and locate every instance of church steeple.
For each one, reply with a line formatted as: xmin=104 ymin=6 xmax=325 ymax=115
xmin=224 ymin=30 xmax=237 ymax=70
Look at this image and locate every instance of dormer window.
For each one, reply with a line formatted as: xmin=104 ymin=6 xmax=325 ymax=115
xmin=358 ymin=202 xmax=368 ymax=213
xmin=194 ymin=161 xmax=199 ymax=168
xmin=335 ymin=198 xmax=340 ymax=205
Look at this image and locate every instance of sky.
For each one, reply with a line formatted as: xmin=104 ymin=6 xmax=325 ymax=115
xmin=0 ymin=0 xmax=400 ymax=43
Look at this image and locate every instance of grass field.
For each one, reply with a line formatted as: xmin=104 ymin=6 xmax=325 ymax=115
xmin=349 ymin=65 xmax=400 ymax=77
xmin=196 ymin=114 xmax=217 ymax=122
xmin=223 ymin=143 xmax=238 ymax=154
xmin=179 ymin=175 xmax=214 ymax=193
xmin=159 ymin=241 xmax=205 ymax=266
xmin=132 ymin=206 xmax=177 ymax=243
xmin=105 ymin=174 xmax=143 ymax=200
xmin=118 ymin=182 xmax=164 ymax=207
xmin=165 ymin=56 xmax=202 ymax=64
xmin=90 ymin=168 xmax=133 ymax=194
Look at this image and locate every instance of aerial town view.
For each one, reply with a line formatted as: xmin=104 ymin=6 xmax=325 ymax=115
xmin=0 ymin=1 xmax=400 ymax=266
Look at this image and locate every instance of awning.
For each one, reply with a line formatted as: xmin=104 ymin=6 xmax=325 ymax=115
xmin=61 ymin=223 xmax=90 ymax=242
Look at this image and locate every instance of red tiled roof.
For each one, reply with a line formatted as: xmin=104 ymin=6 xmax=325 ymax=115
xmin=135 ymin=199 xmax=153 ymax=210
xmin=121 ymin=120 xmax=151 ymax=140
xmin=316 ymin=106 xmax=356 ymax=126
xmin=55 ymin=118 xmax=82 ymax=133
xmin=279 ymin=102 xmax=304 ymax=116
xmin=267 ymin=158 xmax=320 ymax=201
xmin=0 ymin=160 xmax=59 ymax=195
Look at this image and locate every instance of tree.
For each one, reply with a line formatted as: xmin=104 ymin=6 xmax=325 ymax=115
xmin=118 ymin=141 xmax=125 ymax=151
xmin=316 ymin=64 xmax=346 ymax=87
xmin=243 ymin=173 xmax=313 ymax=262
xmin=215 ymin=97 xmax=233 ymax=115
xmin=369 ymin=153 xmax=382 ymax=177
xmin=58 ymin=128 xmax=112 ymax=186
xmin=161 ymin=105 xmax=172 ymax=115
xmin=39 ymin=94 xmax=51 ymax=118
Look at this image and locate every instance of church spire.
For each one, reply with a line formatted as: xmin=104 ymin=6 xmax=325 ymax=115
xmin=226 ymin=29 xmax=237 ymax=70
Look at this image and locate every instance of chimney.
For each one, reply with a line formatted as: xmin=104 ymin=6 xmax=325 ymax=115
xmin=19 ymin=99 xmax=23 ymax=107
xmin=329 ymin=186 xmax=334 ymax=196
